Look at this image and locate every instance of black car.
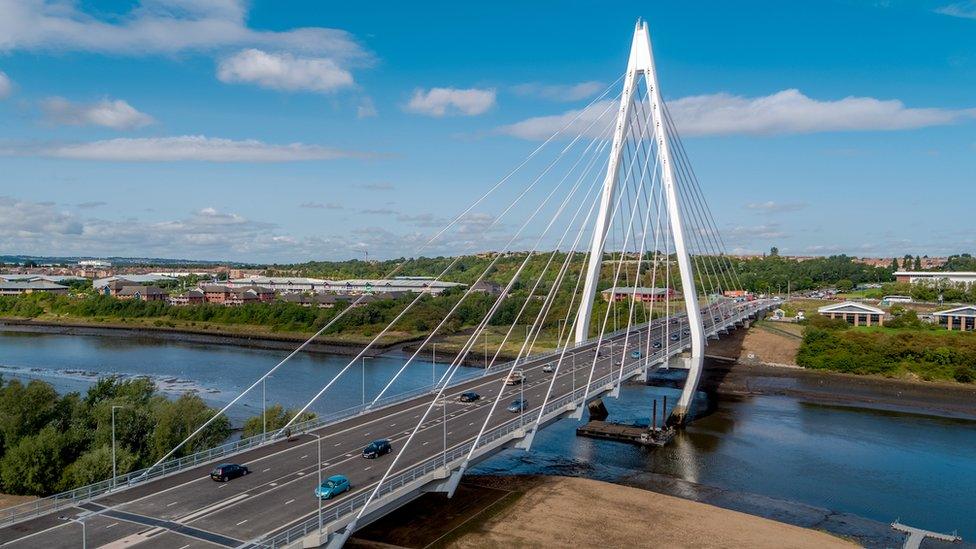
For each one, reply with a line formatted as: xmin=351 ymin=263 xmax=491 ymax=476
xmin=210 ymin=463 xmax=249 ymax=482
xmin=457 ymin=391 xmax=481 ymax=403
xmin=669 ymin=333 xmax=680 ymax=342
xmin=652 ymin=341 xmax=662 ymax=349
xmin=363 ymin=439 xmax=392 ymax=459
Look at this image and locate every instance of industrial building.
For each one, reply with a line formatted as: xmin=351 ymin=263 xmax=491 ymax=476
xmin=894 ymin=271 xmax=976 ymax=288
xmin=932 ymin=306 xmax=976 ymax=331
xmin=817 ymin=301 xmax=886 ymax=326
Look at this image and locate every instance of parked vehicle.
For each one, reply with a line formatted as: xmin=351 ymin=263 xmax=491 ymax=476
xmin=315 ymin=475 xmax=350 ymax=499
xmin=210 ymin=463 xmax=249 ymax=482
xmin=457 ymin=391 xmax=481 ymax=403
xmin=507 ymin=398 xmax=528 ymax=413
xmin=362 ymin=439 xmax=392 ymax=459
xmin=542 ymin=363 xmax=554 ymax=373
xmin=506 ymin=370 xmax=525 ymax=385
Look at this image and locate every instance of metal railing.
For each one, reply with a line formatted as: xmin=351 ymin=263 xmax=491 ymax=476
xmin=253 ymin=302 xmax=773 ymax=547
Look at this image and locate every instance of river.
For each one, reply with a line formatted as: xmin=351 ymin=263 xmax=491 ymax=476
xmin=1 ymin=330 xmax=973 ymax=539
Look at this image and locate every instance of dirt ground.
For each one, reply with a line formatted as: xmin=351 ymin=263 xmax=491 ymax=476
xmin=352 ymin=476 xmax=855 ymax=549
xmin=446 ymin=476 xmax=854 ymax=549
xmin=0 ymin=494 xmax=36 ymax=510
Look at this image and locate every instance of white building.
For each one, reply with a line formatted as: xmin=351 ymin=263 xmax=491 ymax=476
xmin=228 ymin=277 xmax=330 ymax=293
xmin=78 ymin=259 xmax=112 ymax=267
xmin=93 ymin=274 xmax=176 ymax=290
xmin=932 ymin=306 xmax=976 ymax=331
xmin=894 ymin=271 xmax=976 ymax=288
xmin=817 ymin=301 xmax=886 ymax=326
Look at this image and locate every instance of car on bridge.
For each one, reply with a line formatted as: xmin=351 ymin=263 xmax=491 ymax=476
xmin=669 ymin=333 xmax=680 ymax=342
xmin=652 ymin=341 xmax=662 ymax=349
xmin=315 ymin=475 xmax=350 ymax=499
xmin=210 ymin=463 xmax=249 ymax=482
xmin=630 ymin=350 xmax=642 ymax=359
xmin=505 ymin=370 xmax=525 ymax=385
xmin=542 ymin=363 xmax=555 ymax=373
xmin=457 ymin=391 xmax=481 ymax=403
xmin=362 ymin=439 xmax=392 ymax=459
xmin=507 ymin=398 xmax=528 ymax=413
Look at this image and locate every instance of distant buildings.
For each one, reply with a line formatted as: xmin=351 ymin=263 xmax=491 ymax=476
xmin=77 ymin=259 xmax=112 ymax=268
xmin=932 ymin=306 xmax=976 ymax=331
xmin=817 ymin=301 xmax=885 ymax=326
xmin=894 ymin=271 xmax=976 ymax=288
xmin=199 ymin=284 xmax=274 ymax=305
xmin=0 ymin=280 xmax=70 ymax=295
xmin=94 ymin=274 xmax=177 ymax=290
xmin=601 ymin=286 xmax=675 ymax=303
xmin=227 ymin=276 xmax=464 ymax=295
xmin=116 ymin=285 xmax=169 ymax=302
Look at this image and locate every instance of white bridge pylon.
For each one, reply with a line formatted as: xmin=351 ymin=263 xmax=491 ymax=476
xmin=575 ymin=19 xmax=705 ymax=424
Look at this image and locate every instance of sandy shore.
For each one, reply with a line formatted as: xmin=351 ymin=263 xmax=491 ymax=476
xmin=351 ymin=475 xmax=855 ymax=548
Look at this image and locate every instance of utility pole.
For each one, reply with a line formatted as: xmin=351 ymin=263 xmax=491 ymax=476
xmin=58 ymin=516 xmax=86 ymax=549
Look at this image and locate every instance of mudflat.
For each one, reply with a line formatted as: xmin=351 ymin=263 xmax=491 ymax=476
xmin=351 ymin=476 xmax=855 ymax=549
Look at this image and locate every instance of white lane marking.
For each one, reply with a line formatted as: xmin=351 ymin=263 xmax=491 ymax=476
xmin=285 ymin=499 xmax=295 ymax=505
xmin=297 ymin=472 xmax=305 ymax=476
xmin=236 ymin=519 xmax=248 ymax=526
xmin=166 ymin=501 xmax=178 ymax=507
xmin=364 ymin=466 xmax=372 ymax=471
xmin=422 ymin=441 xmax=429 ymax=446
xmin=179 ymin=545 xmax=191 ymax=549
xmin=334 ymin=442 xmax=342 ymax=447
xmin=177 ymin=492 xmax=251 ymax=522
xmin=299 ymin=454 xmax=308 ymax=459
xmin=262 ymin=467 xmax=271 ymax=473
xmin=270 ymin=482 xmax=278 ymax=487
xmin=389 ymin=423 xmax=396 ymax=427
xmin=105 ymin=522 xmax=119 ymax=529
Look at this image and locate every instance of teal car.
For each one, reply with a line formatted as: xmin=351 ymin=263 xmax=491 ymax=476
xmin=630 ymin=350 xmax=642 ymax=359
xmin=315 ymin=475 xmax=350 ymax=499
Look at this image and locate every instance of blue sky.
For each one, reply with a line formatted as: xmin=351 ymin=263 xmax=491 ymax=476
xmin=0 ymin=0 xmax=974 ymax=262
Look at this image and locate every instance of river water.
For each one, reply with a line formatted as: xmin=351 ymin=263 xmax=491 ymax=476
xmin=1 ymin=331 xmax=973 ymax=539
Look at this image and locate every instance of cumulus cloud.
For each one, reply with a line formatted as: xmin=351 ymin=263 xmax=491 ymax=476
xmin=357 ymin=97 xmax=377 ymax=118
xmin=498 ymin=89 xmax=976 ymax=139
xmin=936 ymin=1 xmax=976 ymax=18
xmin=405 ymin=87 xmax=496 ymax=117
xmin=76 ymin=201 xmax=107 ymax=209
xmin=512 ymin=81 xmax=604 ymax=102
xmin=0 ymin=0 xmax=369 ymax=60
xmin=1 ymin=135 xmax=367 ymax=162
xmin=300 ymin=202 xmax=342 ymax=209
xmin=217 ymin=49 xmax=353 ymax=93
xmin=0 ymin=70 xmax=11 ymax=99
xmin=744 ymin=201 xmax=808 ymax=214
xmin=40 ymin=97 xmax=154 ymax=130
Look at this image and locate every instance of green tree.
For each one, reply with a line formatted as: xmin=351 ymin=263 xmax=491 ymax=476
xmin=0 ymin=427 xmax=70 ymax=495
xmin=913 ymin=256 xmax=922 ymax=270
xmin=769 ymin=246 xmax=779 ymax=257
xmin=150 ymin=394 xmax=231 ymax=460
xmin=889 ymin=258 xmax=899 ymax=271
xmin=241 ymin=404 xmax=317 ymax=438
xmin=836 ymin=279 xmax=854 ymax=292
xmin=58 ymin=444 xmax=138 ymax=490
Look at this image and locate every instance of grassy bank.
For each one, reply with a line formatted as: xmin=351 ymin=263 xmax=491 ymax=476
xmin=797 ymin=316 xmax=976 ymax=383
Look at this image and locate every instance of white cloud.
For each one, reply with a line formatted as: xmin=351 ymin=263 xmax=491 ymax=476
xmin=0 ymin=70 xmax=11 ymax=99
xmin=357 ymin=97 xmax=377 ymax=118
xmin=0 ymin=135 xmax=367 ymax=162
xmin=0 ymin=0 xmax=368 ymax=60
xmin=498 ymin=89 xmax=976 ymax=139
xmin=300 ymin=202 xmax=342 ymax=209
xmin=405 ymin=87 xmax=496 ymax=117
xmin=512 ymin=81 xmax=604 ymax=102
xmin=40 ymin=97 xmax=154 ymax=130
xmin=936 ymin=1 xmax=976 ymax=18
xmin=744 ymin=201 xmax=808 ymax=214
xmin=497 ymin=100 xmax=615 ymax=140
xmin=667 ymin=89 xmax=976 ymax=136
xmin=216 ymin=49 xmax=353 ymax=93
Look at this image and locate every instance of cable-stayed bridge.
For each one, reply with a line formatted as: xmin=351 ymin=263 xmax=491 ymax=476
xmin=0 ymin=20 xmax=775 ymax=549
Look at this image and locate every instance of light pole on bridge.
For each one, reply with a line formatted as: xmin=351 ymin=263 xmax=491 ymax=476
xmin=58 ymin=516 xmax=86 ymax=549
xmin=310 ymin=432 xmax=323 ymax=536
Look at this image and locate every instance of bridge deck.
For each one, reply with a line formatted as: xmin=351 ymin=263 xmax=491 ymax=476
xmin=0 ymin=302 xmax=769 ymax=549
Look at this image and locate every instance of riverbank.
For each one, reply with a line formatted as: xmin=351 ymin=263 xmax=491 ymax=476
xmin=692 ymin=361 xmax=976 ymax=420
xmin=350 ymin=475 xmax=857 ymax=548
xmin=0 ymin=318 xmax=415 ymax=357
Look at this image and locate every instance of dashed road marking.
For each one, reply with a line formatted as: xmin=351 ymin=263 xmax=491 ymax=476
xmin=300 ymin=454 xmax=308 ymax=459
xmin=106 ymin=522 xmax=119 ymax=529
xmin=262 ymin=467 xmax=271 ymax=473
xmin=270 ymin=482 xmax=278 ymax=487
xmin=285 ymin=499 xmax=295 ymax=505
xmin=236 ymin=519 xmax=248 ymax=526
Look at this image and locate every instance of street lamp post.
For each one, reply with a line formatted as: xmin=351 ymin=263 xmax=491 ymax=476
xmin=58 ymin=516 xmax=86 ymax=549
xmin=431 ymin=343 xmax=437 ymax=386
xmin=361 ymin=357 xmax=372 ymax=406
xmin=310 ymin=433 xmax=323 ymax=535
xmin=442 ymin=395 xmax=447 ymax=467
xmin=483 ymin=331 xmax=488 ymax=368
xmin=111 ymin=405 xmax=124 ymax=489
xmin=262 ymin=376 xmax=267 ymax=438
